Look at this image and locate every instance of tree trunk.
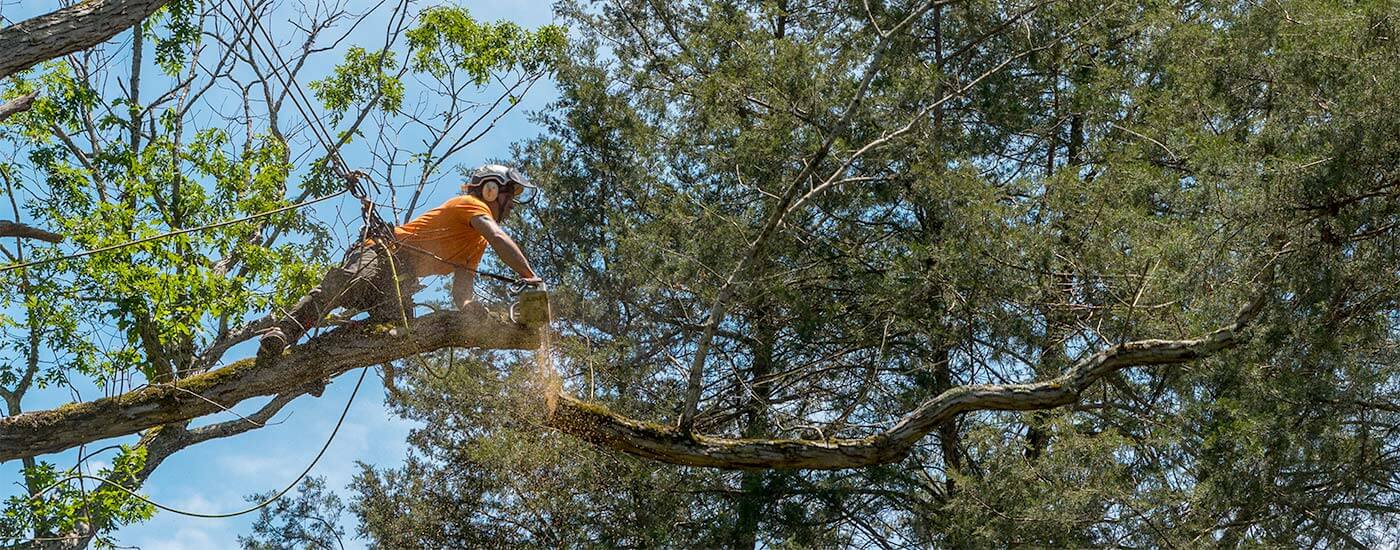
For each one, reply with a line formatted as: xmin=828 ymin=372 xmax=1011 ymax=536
xmin=733 ymin=313 xmax=777 ymax=548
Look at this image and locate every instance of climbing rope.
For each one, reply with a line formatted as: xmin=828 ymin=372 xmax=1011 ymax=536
xmin=237 ymin=0 xmax=521 ymax=286
xmin=17 ymin=0 xmax=539 ymax=529
xmin=17 ymin=2 xmax=386 ymax=526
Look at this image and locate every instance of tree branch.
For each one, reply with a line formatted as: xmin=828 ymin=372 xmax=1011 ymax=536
xmin=185 ymin=392 xmax=299 ymax=445
xmin=549 ymin=291 xmax=1269 ymax=469
xmin=1 ymin=287 xmax=1270 ymax=471
xmin=0 ymin=308 xmax=539 ymax=462
xmin=0 ymin=91 xmax=38 ymax=123
xmin=0 ymin=0 xmax=173 ymax=80
xmin=0 ymin=221 xmax=63 ymax=243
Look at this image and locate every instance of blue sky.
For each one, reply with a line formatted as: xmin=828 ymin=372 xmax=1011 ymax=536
xmin=0 ymin=1 xmax=561 ymax=547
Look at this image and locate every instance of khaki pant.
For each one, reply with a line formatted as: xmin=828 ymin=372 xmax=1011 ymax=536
xmin=269 ymin=243 xmax=416 ymax=344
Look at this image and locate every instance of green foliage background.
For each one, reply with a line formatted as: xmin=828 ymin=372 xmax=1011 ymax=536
xmin=0 ymin=2 xmax=561 ymax=546
xmin=335 ymin=0 xmax=1400 ymax=547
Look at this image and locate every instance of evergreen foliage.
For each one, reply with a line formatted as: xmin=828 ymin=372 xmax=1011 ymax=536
xmin=329 ymin=0 xmax=1400 ymax=547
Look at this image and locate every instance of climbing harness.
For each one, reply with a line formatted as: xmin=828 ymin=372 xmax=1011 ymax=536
xmin=342 ymin=168 xmax=527 ymax=288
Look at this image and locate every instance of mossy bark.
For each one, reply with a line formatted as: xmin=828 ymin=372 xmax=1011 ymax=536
xmin=0 ymin=309 xmax=538 ymax=461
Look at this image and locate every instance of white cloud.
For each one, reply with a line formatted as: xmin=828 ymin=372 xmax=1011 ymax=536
xmin=85 ymin=459 xmax=110 ymax=474
xmin=134 ymin=526 xmax=232 ymax=550
xmin=170 ymin=493 xmax=224 ymax=516
xmin=217 ymin=451 xmax=298 ymax=479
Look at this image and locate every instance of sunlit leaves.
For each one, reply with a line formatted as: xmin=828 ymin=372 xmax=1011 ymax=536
xmin=309 ymin=47 xmax=405 ymax=124
xmin=147 ymin=0 xmax=201 ymax=76
xmin=0 ymin=446 xmax=154 ymax=547
xmin=405 ymin=6 xmax=564 ymax=82
xmin=308 ymin=7 xmax=566 ymax=127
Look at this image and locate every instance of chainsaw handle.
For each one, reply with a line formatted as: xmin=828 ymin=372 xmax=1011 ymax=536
xmin=509 ymin=279 xmax=547 ymax=296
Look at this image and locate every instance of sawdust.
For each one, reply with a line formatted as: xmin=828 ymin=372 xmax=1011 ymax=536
xmin=535 ymin=327 xmax=561 ymax=418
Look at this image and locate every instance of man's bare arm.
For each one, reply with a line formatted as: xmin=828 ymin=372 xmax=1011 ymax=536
xmin=470 ymin=214 xmax=539 ymax=282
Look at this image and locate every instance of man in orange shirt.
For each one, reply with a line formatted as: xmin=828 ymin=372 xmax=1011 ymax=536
xmin=257 ymin=164 xmax=543 ymax=362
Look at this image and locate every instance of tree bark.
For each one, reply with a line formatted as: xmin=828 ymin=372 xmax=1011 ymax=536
xmin=733 ymin=312 xmax=776 ymax=548
xmin=0 ymin=91 xmax=38 ymax=123
xmin=0 ymin=307 xmax=539 ymax=461
xmin=548 ymin=292 xmax=1265 ymax=469
xmin=0 ymin=221 xmax=62 ymax=243
xmin=0 ymin=0 xmax=172 ymax=80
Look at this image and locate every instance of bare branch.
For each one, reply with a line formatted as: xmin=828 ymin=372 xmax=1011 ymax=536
xmin=0 ymin=221 xmax=63 ymax=244
xmin=185 ymin=392 xmax=300 ymax=444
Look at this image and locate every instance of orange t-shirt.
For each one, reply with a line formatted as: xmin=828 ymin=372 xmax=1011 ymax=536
xmin=391 ymin=195 xmax=495 ymax=276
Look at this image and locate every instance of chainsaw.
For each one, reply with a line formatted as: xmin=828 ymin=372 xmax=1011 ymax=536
xmin=508 ymin=280 xmax=552 ymax=326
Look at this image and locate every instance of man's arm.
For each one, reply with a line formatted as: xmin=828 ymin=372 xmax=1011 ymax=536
xmin=452 ymin=267 xmax=477 ymax=308
xmin=470 ymin=214 xmax=540 ymax=282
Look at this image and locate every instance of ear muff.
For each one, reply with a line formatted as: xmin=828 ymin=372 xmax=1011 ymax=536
xmin=480 ymin=179 xmax=499 ymax=202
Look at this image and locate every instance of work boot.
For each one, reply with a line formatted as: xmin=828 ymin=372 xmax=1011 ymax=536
xmin=256 ymin=327 xmax=290 ymax=363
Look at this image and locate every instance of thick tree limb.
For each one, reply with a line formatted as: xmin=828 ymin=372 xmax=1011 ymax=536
xmin=548 ymin=294 xmax=1268 ymax=470
xmin=0 ymin=91 xmax=38 ymax=123
xmin=0 ymin=308 xmax=538 ymax=462
xmin=0 ymin=221 xmax=63 ymax=243
xmin=0 ymin=0 xmax=172 ymax=80
xmin=40 ymin=394 xmax=299 ymax=550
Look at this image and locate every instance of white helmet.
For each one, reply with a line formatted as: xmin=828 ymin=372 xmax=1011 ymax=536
xmin=463 ymin=164 xmax=537 ymax=204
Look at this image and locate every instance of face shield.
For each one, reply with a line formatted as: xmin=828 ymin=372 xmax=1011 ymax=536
xmin=508 ymin=180 xmax=539 ymax=205
xmin=503 ymin=167 xmax=538 ymax=205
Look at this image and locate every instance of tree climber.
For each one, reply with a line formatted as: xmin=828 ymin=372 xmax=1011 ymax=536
xmin=256 ymin=164 xmax=544 ymax=362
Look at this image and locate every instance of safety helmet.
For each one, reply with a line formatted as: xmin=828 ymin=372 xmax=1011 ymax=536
xmin=463 ymin=164 xmax=537 ymax=205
